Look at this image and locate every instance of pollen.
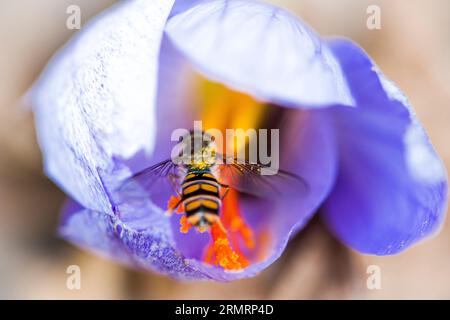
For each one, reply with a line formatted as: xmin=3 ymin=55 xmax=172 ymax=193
xmin=176 ymin=76 xmax=264 ymax=271
xmin=167 ymin=195 xmax=184 ymax=214
xmin=191 ymin=161 xmax=208 ymax=170
xmin=202 ymin=189 xmax=254 ymax=270
xmin=221 ymin=189 xmax=255 ymax=249
xmin=205 ymin=223 xmax=247 ymax=270
xmin=167 ymin=190 xmax=253 ymax=270
xmin=179 ymin=215 xmax=192 ymax=234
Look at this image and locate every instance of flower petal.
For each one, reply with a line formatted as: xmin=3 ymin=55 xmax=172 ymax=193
xmin=60 ymin=198 xmax=213 ymax=280
xmin=31 ymin=0 xmax=175 ymax=212
xmin=321 ymin=39 xmax=448 ymax=255
xmin=165 ymin=0 xmax=354 ymax=108
xmin=60 ymin=108 xmax=337 ymax=281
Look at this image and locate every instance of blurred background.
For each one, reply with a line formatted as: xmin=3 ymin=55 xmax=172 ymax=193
xmin=0 ymin=0 xmax=449 ymax=299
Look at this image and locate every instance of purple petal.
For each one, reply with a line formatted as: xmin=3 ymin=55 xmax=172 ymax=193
xmin=60 ymin=108 xmax=337 ymax=281
xmin=321 ymin=39 xmax=448 ymax=255
xmin=60 ymin=198 xmax=212 ymax=280
xmin=165 ymin=0 xmax=354 ymax=108
xmin=62 ymin=198 xmax=252 ymax=281
xmin=31 ymin=0 xmax=175 ymax=212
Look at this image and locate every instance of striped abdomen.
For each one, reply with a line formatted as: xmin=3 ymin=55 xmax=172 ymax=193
xmin=181 ymin=169 xmax=221 ymax=219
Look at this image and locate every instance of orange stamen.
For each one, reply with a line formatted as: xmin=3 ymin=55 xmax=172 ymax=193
xmin=201 ymin=188 xmax=256 ymax=270
xmin=229 ymin=233 xmax=250 ymax=267
xmin=192 ymin=76 xmax=269 ymax=270
xmin=165 ymin=169 xmax=256 ymax=270
xmin=208 ymin=223 xmax=247 ymax=270
xmin=221 ymin=189 xmax=255 ymax=249
xmin=202 ymin=197 xmax=255 ymax=270
xmin=179 ymin=215 xmax=192 ymax=234
xmin=167 ymin=195 xmax=184 ymax=214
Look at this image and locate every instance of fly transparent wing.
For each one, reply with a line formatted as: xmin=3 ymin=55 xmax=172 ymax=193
xmin=217 ymin=156 xmax=309 ymax=199
xmin=117 ymin=159 xmax=183 ymax=206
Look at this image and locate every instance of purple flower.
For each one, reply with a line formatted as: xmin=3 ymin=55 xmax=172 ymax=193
xmin=31 ymin=0 xmax=448 ymax=281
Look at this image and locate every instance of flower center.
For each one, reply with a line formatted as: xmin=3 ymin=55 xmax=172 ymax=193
xmin=167 ymin=76 xmax=270 ymax=271
xmin=200 ymin=79 xmax=266 ymax=270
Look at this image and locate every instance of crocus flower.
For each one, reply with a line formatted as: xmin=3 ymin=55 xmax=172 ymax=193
xmin=31 ymin=0 xmax=448 ymax=281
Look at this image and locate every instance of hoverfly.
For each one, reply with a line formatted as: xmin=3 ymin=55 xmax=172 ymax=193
xmin=117 ymin=131 xmax=308 ymax=233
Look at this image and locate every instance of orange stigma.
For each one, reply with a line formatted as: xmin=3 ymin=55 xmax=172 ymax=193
xmin=202 ymin=189 xmax=254 ymax=270
xmin=221 ymin=189 xmax=255 ymax=249
xmin=167 ymin=192 xmax=254 ymax=270
xmin=167 ymin=75 xmax=266 ymax=270
xmin=179 ymin=215 xmax=192 ymax=233
xmin=167 ymin=195 xmax=184 ymax=214
xmin=205 ymin=223 xmax=247 ymax=270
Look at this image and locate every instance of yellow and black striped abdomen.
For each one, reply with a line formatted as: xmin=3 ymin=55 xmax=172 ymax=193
xmin=182 ymin=170 xmax=221 ymax=217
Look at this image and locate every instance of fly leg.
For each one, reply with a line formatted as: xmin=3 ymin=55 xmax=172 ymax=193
xmin=168 ymin=173 xmax=182 ymax=197
xmin=165 ymin=196 xmax=184 ymax=216
xmin=165 ymin=173 xmax=184 ymax=216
